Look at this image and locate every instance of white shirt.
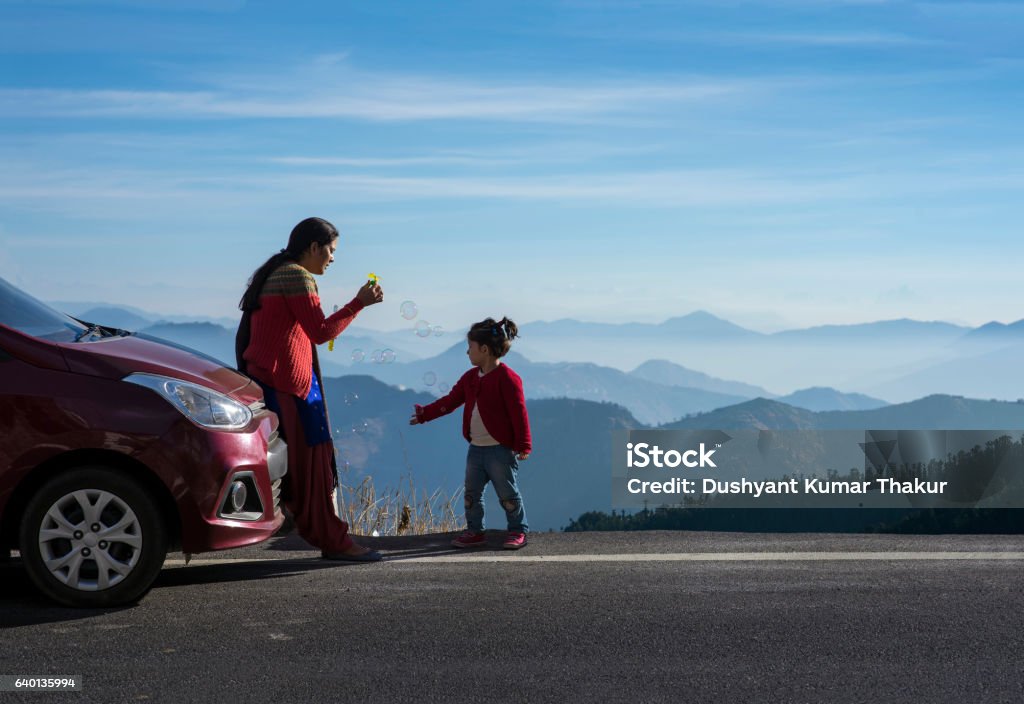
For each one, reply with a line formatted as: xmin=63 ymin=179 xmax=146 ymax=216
xmin=470 ymin=368 xmax=500 ymax=446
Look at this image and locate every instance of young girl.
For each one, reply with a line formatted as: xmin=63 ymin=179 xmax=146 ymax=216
xmin=409 ymin=317 xmax=532 ymax=550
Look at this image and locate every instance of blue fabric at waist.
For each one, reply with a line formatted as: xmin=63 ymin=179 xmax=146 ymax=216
xmin=255 ymin=371 xmax=332 ymax=447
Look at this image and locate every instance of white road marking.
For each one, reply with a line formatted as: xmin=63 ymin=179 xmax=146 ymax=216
xmin=163 ymin=551 xmax=1024 ymax=567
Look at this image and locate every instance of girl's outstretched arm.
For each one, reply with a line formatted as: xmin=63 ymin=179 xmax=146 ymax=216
xmin=412 ymin=371 xmax=469 ymax=424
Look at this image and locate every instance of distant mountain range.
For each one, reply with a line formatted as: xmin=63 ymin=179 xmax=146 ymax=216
xmin=863 ymin=343 xmax=1024 ymax=403
xmin=771 ymin=319 xmax=969 ymax=343
xmin=961 ymin=320 xmax=1024 ymax=344
xmin=55 ymin=302 xmax=241 ymax=330
xmin=522 ymin=311 xmax=763 ymax=340
xmin=629 ymin=359 xmax=771 ymax=398
xmin=775 ymin=387 xmax=888 ymax=412
xmin=59 ymin=305 xmax=890 ymax=422
xmin=522 ymin=311 xmax=975 ymax=343
xmin=54 ymin=301 xmax=1024 ymax=408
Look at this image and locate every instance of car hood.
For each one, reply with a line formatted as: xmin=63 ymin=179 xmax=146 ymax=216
xmin=58 ymin=333 xmax=263 ymax=406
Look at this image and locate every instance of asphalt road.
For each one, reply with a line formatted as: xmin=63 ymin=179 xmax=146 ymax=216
xmin=2 ymin=531 xmax=1023 ymax=704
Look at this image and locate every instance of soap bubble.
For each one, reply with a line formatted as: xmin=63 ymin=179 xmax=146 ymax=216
xmin=400 ymin=301 xmax=418 ymax=320
xmin=333 ymin=304 xmax=339 ymax=313
xmin=370 ymin=349 xmax=383 ymax=363
xmin=414 ymin=321 xmax=431 ymax=338
xmin=439 ymin=382 xmax=450 ymax=393
xmin=351 ymin=349 xmax=365 ymax=362
xmin=380 ymin=349 xmax=396 ymax=364
xmin=432 ymin=325 xmax=444 ymax=337
xmin=423 ymin=372 xmax=437 ymax=386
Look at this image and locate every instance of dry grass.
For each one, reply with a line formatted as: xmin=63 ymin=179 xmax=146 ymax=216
xmin=335 ymin=472 xmax=462 ymax=537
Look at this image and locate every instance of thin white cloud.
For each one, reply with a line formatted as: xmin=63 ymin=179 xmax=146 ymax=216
xmin=268 ymin=142 xmax=667 ymax=169
xmin=569 ymin=26 xmax=939 ymax=47
xmin=270 ymin=156 xmax=520 ymax=168
xmin=717 ymin=30 xmax=941 ymax=46
xmin=0 ymin=0 xmax=246 ymax=11
xmin=915 ymin=2 xmax=1024 ymax=18
xmin=563 ymin=0 xmax=893 ymax=7
xmin=0 ymin=73 xmax=743 ymax=123
xmin=3 ymin=160 xmax=1022 ymax=213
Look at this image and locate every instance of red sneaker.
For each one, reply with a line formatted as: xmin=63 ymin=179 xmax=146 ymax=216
xmin=503 ymin=532 xmax=527 ymax=550
xmin=451 ymin=531 xmax=487 ymax=548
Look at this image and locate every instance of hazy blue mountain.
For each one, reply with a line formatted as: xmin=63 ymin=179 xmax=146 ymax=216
xmin=344 ymin=324 xmax=453 ymax=360
xmin=49 ymin=301 xmax=239 ymax=329
xmin=959 ymin=319 xmax=1024 ymax=343
xmin=517 ymin=318 xmax=665 ymax=338
xmin=770 ymin=319 xmax=969 ymax=343
xmin=630 ymin=359 xmax=773 ymax=398
xmin=665 ymin=394 xmax=1024 ymax=431
xmin=863 ymin=343 xmax=1024 ymax=403
xmin=137 ymin=322 xmax=237 ymax=368
xmin=777 ymin=387 xmax=889 ymax=412
xmin=322 ymin=375 xmax=639 ymax=530
xmin=77 ymin=306 xmax=153 ymax=331
xmin=520 ymin=361 xmax=745 ymax=425
xmin=657 ymin=311 xmax=764 ymax=339
xmin=49 ymin=300 xmax=159 ymax=319
xmin=523 ymin=314 xmax=969 ymax=345
xmin=663 ymin=398 xmax=818 ymax=430
xmin=316 ymin=333 xmax=425 ymax=367
xmin=816 ymin=394 xmax=1024 ymax=430
xmin=513 ymin=314 xmax=992 ymax=394
xmin=522 ymin=311 xmax=763 ymax=340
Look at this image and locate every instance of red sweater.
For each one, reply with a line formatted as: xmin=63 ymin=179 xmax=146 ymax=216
xmin=416 ymin=363 xmax=532 ymax=454
xmin=243 ymin=262 xmax=363 ymax=398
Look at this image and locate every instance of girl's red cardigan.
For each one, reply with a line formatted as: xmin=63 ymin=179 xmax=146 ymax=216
xmin=415 ymin=363 xmax=532 ymax=455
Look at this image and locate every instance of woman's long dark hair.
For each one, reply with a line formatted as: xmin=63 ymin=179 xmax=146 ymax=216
xmin=238 ymin=217 xmax=339 ymax=313
xmin=235 ymin=217 xmax=339 ymax=371
xmin=467 ymin=317 xmax=519 ymax=358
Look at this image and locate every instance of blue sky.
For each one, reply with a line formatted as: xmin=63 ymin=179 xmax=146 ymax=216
xmin=1 ymin=0 xmax=1022 ymax=332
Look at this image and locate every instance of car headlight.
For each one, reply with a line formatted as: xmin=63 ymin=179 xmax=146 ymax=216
xmin=124 ymin=373 xmax=253 ymax=431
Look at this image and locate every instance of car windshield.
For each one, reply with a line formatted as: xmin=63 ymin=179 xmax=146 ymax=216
xmin=0 ymin=276 xmax=88 ymax=342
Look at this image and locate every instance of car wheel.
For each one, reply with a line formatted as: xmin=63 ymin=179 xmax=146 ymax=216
xmin=19 ymin=467 xmax=168 ymax=607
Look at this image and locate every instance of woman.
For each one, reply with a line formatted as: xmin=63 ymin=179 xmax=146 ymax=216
xmin=236 ymin=217 xmax=384 ymax=561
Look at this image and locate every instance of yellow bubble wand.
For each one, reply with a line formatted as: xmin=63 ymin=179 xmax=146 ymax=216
xmin=328 ymin=273 xmax=379 ymax=352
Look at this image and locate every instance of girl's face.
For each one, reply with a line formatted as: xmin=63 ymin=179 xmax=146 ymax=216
xmin=466 ymin=339 xmax=492 ymax=367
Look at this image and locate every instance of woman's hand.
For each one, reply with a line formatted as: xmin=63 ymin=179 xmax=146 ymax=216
xmin=356 ymin=281 xmax=384 ymax=307
xmin=409 ymin=413 xmax=420 ymax=425
xmin=517 ymin=451 xmax=530 ymax=461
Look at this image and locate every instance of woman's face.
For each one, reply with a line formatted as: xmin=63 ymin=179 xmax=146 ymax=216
xmin=305 ymin=239 xmax=337 ymax=275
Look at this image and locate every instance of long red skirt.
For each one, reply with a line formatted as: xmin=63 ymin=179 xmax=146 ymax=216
xmin=274 ymin=391 xmax=353 ymax=553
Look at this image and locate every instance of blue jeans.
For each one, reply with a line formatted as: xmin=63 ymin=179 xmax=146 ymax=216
xmin=464 ymin=444 xmax=528 ymax=533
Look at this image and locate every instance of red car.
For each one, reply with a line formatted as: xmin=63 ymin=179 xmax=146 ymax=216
xmin=0 ymin=276 xmax=287 ymax=607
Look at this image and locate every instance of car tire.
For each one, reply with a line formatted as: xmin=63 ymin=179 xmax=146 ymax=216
xmin=19 ymin=466 xmax=168 ymax=608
